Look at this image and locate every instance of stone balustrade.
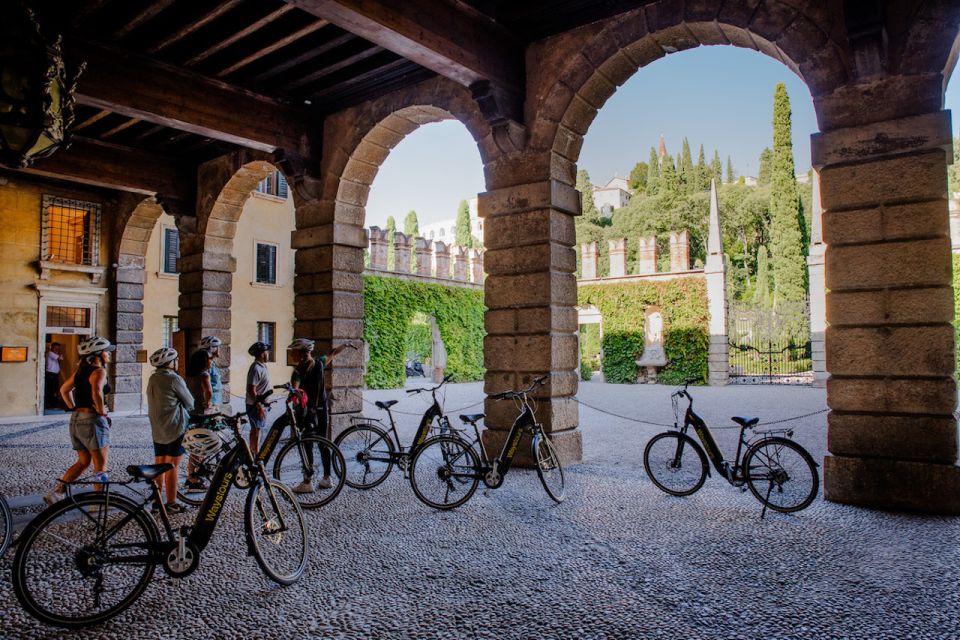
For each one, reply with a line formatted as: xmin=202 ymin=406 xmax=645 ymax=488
xmin=365 ymin=226 xmax=483 ymax=287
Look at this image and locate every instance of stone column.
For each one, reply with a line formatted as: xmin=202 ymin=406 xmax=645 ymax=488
xmin=469 ymin=249 xmax=484 ymax=284
xmin=669 ymin=231 xmax=689 ymax=272
xmin=111 ymin=252 xmax=146 ymax=411
xmin=291 ymin=194 xmax=366 ymax=436
xmin=368 ymin=226 xmax=388 ymax=271
xmin=479 ymin=178 xmax=581 ymax=465
xmin=433 ymin=241 xmax=450 ymax=279
xmin=813 ymin=109 xmax=960 ymax=513
xmin=452 ymin=246 xmax=469 ymax=281
xmin=580 ymin=241 xmax=598 ymax=279
xmin=414 ymin=236 xmax=432 ymax=276
xmin=636 ymin=236 xmax=657 ymax=274
xmin=807 ymin=173 xmax=827 ymax=388
xmin=704 ymin=180 xmax=728 ymax=386
xmin=393 ymin=232 xmax=411 ymax=274
xmin=608 ymin=238 xmax=627 ymax=277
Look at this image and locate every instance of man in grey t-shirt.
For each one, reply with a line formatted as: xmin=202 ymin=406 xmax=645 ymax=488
xmin=245 ymin=342 xmax=272 ymax=456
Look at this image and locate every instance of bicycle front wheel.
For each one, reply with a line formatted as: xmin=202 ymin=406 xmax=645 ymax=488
xmin=743 ymin=437 xmax=819 ymax=513
xmin=532 ymin=432 xmax=565 ymax=503
xmin=409 ymin=435 xmax=480 ymax=511
xmin=0 ymin=493 xmax=12 ymax=558
xmin=245 ymin=479 xmax=308 ymax=585
xmin=335 ymin=423 xmax=395 ymax=489
xmin=273 ymin=435 xmax=346 ymax=509
xmin=643 ymin=431 xmax=708 ymax=496
xmin=12 ymin=492 xmax=159 ymax=629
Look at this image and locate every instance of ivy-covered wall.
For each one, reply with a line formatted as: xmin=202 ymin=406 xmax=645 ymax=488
xmin=577 ymin=278 xmax=710 ymax=385
xmin=953 ymin=254 xmax=960 ymax=376
xmin=363 ymin=275 xmax=485 ymax=388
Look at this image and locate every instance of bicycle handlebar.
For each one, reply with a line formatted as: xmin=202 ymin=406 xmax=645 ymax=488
xmin=406 ymin=373 xmax=454 ymax=395
xmin=489 ymin=374 xmax=549 ymax=401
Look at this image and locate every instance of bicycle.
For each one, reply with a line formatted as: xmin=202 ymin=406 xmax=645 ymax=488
xmin=0 ymin=492 xmax=11 ymax=558
xmin=643 ymin=378 xmax=819 ymax=517
xmin=409 ymin=374 xmax=565 ymax=510
xmin=12 ymin=412 xmax=308 ymax=629
xmin=335 ymin=374 xmax=454 ymax=489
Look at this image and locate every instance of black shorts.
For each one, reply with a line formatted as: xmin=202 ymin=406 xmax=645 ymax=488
xmin=153 ymin=435 xmax=185 ymax=457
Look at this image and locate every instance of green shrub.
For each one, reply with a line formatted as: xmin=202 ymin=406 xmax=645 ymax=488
xmin=580 ymin=360 xmax=593 ymax=381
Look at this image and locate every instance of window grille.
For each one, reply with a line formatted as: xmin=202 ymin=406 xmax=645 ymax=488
xmin=255 ymin=171 xmax=288 ymax=199
xmin=162 ymin=316 xmax=179 ymax=348
xmin=41 ymin=196 xmax=101 ymax=266
xmin=255 ymin=242 xmax=277 ymax=285
xmin=47 ymin=306 xmax=90 ymax=329
xmin=257 ymin=322 xmax=276 ymax=362
xmin=162 ymin=227 xmax=179 ymax=274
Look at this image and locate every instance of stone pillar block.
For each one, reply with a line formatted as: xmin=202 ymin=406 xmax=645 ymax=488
xmin=393 ymin=232 xmax=411 ymax=274
xmin=368 ymin=226 xmax=388 ymax=270
xmin=452 ymin=245 xmax=469 ymax=281
xmin=608 ymin=238 xmax=627 ymax=277
xmin=636 ymin=236 xmax=657 ymax=274
xmin=433 ymin=241 xmax=450 ymax=278
xmin=580 ymin=241 xmax=598 ymax=280
xmin=414 ymin=236 xmax=432 ymax=276
xmin=669 ymin=230 xmax=689 ymax=272
xmin=469 ymin=248 xmax=484 ymax=283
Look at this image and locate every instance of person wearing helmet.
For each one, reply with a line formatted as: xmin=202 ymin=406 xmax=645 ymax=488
xmin=198 ymin=336 xmax=223 ymax=407
xmin=245 ymin=341 xmax=272 ymax=456
xmin=185 ymin=348 xmax=214 ymax=414
xmin=287 ymin=338 xmax=332 ymax=493
xmin=44 ymin=336 xmax=115 ymax=504
xmin=146 ymin=347 xmax=194 ymax=514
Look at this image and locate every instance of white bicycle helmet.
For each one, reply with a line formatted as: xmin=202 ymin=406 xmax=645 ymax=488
xmin=199 ymin=336 xmax=221 ymax=349
xmin=78 ymin=336 xmax=116 ymax=356
xmin=288 ymin=338 xmax=315 ymax=352
xmin=149 ymin=347 xmax=178 ymax=368
xmin=183 ymin=428 xmax=222 ymax=458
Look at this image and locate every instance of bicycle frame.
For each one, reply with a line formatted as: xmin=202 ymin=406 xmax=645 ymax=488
xmin=462 ymin=391 xmax=540 ymax=489
xmin=678 ymin=391 xmax=752 ymax=483
xmin=361 ymin=387 xmax=449 ymax=459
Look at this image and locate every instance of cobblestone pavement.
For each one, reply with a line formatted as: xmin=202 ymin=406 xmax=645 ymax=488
xmin=1 ymin=381 xmax=958 ymax=639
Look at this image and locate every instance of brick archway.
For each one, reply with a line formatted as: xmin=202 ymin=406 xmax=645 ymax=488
xmin=292 ymin=75 xmax=495 ymax=428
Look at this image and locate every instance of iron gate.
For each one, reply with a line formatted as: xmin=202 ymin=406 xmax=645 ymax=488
xmin=727 ymin=301 xmax=812 ymax=384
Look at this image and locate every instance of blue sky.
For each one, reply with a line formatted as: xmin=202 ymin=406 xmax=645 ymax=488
xmin=366 ymin=46 xmax=960 ymax=229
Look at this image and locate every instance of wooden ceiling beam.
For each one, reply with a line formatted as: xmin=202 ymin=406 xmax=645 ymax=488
xmin=184 ymin=5 xmax=296 ymax=66
xmin=73 ymin=109 xmax=112 ymax=131
xmin=283 ymin=0 xmax=522 ymax=92
xmin=216 ymin=19 xmax=330 ymax=77
xmin=72 ymin=41 xmax=314 ymax=154
xmin=247 ymin=32 xmax=354 ymax=84
xmin=281 ymin=43 xmax=384 ymax=92
xmin=99 ymin=118 xmax=141 ymax=139
xmin=148 ymin=0 xmax=244 ymax=54
xmin=112 ymin=0 xmax=178 ymax=40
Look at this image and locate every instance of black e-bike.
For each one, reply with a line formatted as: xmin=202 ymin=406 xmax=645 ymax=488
xmin=12 ymin=413 xmax=308 ymax=629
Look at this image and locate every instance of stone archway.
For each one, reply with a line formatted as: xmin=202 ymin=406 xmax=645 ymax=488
xmin=293 ymin=75 xmax=495 ymax=430
xmin=524 ymin=2 xmax=960 ymax=511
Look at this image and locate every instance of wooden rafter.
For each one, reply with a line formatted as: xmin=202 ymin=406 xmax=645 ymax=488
xmin=184 ymin=5 xmax=297 ymax=66
xmin=73 ymin=109 xmax=112 ymax=131
xmin=307 ymin=56 xmax=412 ymax=101
xmin=216 ymin=19 xmax=330 ymax=77
xmin=113 ymin=0 xmax=179 ymax=40
xmin=99 ymin=117 xmax=142 ymax=139
xmin=246 ymin=32 xmax=355 ymax=84
xmin=280 ymin=43 xmax=384 ymax=92
xmin=147 ymin=0 xmax=245 ymax=54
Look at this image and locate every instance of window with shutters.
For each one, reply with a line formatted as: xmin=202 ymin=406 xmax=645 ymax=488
xmin=162 ymin=316 xmax=179 ymax=348
xmin=255 ymin=242 xmax=278 ymax=285
xmin=255 ymin=171 xmax=288 ymax=199
xmin=257 ymin=322 xmax=276 ymax=362
xmin=161 ymin=226 xmax=179 ymax=274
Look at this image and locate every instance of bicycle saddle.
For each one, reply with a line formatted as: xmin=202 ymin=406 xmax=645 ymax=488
xmin=731 ymin=416 xmax=759 ymax=428
xmin=459 ymin=414 xmax=484 ymax=424
xmin=376 ymin=400 xmax=399 ymax=410
xmin=126 ymin=464 xmax=174 ymax=481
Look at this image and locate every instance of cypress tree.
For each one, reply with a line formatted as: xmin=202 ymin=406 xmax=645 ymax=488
xmin=386 ymin=216 xmax=396 ymax=270
xmin=680 ymin=138 xmax=694 ymax=193
xmin=646 ymin=147 xmax=660 ymax=195
xmin=576 ymin=169 xmax=600 ymax=218
xmin=404 ymin=210 xmax=419 ymax=271
xmin=711 ymin=150 xmax=723 ymax=184
xmin=454 ymin=199 xmax=473 ymax=248
xmin=768 ymin=83 xmax=807 ymax=303
xmin=695 ymin=144 xmax=708 ymax=191
xmin=726 ymin=156 xmax=736 ymax=184
xmin=753 ymin=245 xmax=771 ymax=307
xmin=659 ymin=155 xmax=679 ymax=198
xmin=757 ymin=147 xmax=773 ymax=186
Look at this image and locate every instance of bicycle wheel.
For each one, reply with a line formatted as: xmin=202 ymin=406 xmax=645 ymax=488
xmin=0 ymin=493 xmax=12 ymax=558
xmin=532 ymin=432 xmax=565 ymax=503
xmin=245 ymin=479 xmax=308 ymax=585
xmin=334 ymin=423 xmax=395 ymax=489
xmin=12 ymin=492 xmax=159 ymax=628
xmin=743 ymin=437 xmax=819 ymax=513
xmin=643 ymin=431 xmax=708 ymax=496
xmin=409 ymin=435 xmax=480 ymax=511
xmin=273 ymin=435 xmax=346 ymax=509
xmin=177 ymin=449 xmax=224 ymax=507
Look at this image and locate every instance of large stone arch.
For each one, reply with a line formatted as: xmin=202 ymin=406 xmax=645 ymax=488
xmin=517 ymin=1 xmax=960 ymax=511
xmin=178 ymin=151 xmax=283 ymax=393
xmin=291 ymin=75 xmax=495 ymax=429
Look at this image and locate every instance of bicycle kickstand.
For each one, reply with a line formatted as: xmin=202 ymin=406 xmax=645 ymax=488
xmin=760 ymin=480 xmax=773 ymax=520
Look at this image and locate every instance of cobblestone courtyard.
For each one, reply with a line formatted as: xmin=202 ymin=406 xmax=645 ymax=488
xmin=1 ymin=382 xmax=957 ymax=639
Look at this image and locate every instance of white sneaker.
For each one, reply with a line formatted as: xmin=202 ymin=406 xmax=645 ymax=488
xmin=316 ymin=476 xmax=333 ymax=489
xmin=42 ymin=490 xmax=62 ymax=506
xmin=293 ymin=480 xmax=314 ymax=494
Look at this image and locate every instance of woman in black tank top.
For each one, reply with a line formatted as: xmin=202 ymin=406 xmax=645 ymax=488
xmin=43 ymin=337 xmax=115 ymax=505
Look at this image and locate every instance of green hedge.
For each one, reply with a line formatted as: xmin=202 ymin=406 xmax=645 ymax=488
xmin=363 ymin=276 xmax=485 ymax=388
xmin=578 ymin=279 xmax=710 ymax=384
